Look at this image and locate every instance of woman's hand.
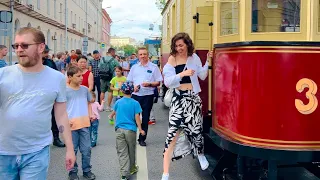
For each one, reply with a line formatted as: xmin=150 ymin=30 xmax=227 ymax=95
xmin=207 ymin=50 xmax=213 ymax=59
xmin=180 ymin=69 xmax=195 ymax=78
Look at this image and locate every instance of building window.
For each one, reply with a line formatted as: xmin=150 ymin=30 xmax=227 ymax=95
xmin=220 ymin=2 xmax=239 ymax=36
xmin=47 ymin=30 xmax=51 ymax=47
xmin=37 ymin=0 xmax=40 ymax=9
xmin=252 ymin=0 xmax=300 ymax=32
xmin=54 ymin=0 xmax=57 ymax=18
xmin=71 ymin=11 xmax=73 ymax=24
xmin=53 ymin=32 xmax=57 ymax=53
xmin=14 ymin=19 xmax=20 ymax=34
xmin=60 ymin=34 xmax=63 ymax=51
xmin=67 ymin=38 xmax=69 ymax=50
xmin=60 ymin=3 xmax=63 ymax=22
xmin=47 ymin=0 xmax=50 ymax=15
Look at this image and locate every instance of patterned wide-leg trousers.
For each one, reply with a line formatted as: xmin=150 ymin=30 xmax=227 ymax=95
xmin=163 ymin=89 xmax=204 ymax=161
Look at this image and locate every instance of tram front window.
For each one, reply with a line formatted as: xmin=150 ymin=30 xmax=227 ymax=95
xmin=252 ymin=0 xmax=300 ymax=33
xmin=220 ymin=2 xmax=239 ymax=36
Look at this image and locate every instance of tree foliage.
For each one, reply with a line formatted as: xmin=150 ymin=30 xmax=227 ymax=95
xmin=122 ymin=45 xmax=137 ymax=56
xmin=155 ymin=0 xmax=167 ymax=11
xmin=112 ymin=45 xmax=137 ymax=56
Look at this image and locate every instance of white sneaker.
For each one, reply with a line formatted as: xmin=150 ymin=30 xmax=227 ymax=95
xmin=161 ymin=173 xmax=169 ymax=180
xmin=105 ymin=106 xmax=112 ymax=112
xmin=198 ymin=154 xmax=209 ymax=170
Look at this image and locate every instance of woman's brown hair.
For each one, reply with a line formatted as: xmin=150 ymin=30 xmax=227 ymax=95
xmin=170 ymin=32 xmax=194 ymax=57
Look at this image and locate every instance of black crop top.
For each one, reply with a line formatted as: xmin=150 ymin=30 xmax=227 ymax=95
xmin=175 ymin=64 xmax=191 ymax=84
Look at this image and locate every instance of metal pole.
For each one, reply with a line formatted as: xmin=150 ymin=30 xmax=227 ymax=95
xmin=9 ymin=0 xmax=13 ymax=65
xmin=85 ymin=0 xmax=88 ymax=36
xmin=65 ymin=0 xmax=68 ymax=50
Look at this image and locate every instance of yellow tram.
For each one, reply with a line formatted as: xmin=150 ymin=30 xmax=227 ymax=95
xmin=161 ymin=0 xmax=320 ymax=179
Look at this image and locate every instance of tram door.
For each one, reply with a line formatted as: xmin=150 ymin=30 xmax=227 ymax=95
xmin=194 ymin=6 xmax=213 ymax=133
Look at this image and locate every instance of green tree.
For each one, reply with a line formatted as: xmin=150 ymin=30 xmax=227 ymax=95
xmin=155 ymin=0 xmax=167 ymax=11
xmin=121 ymin=45 xmax=137 ymax=56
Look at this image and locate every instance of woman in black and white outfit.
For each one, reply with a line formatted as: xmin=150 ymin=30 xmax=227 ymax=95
xmin=161 ymin=32 xmax=213 ymax=180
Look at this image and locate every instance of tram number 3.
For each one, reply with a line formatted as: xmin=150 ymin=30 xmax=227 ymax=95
xmin=295 ymin=78 xmax=318 ymax=115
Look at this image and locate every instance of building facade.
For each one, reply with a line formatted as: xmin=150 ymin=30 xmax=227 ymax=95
xmin=0 ymin=0 xmax=104 ymax=55
xmin=110 ymin=36 xmax=137 ymax=47
xmin=101 ymin=9 xmax=112 ymax=54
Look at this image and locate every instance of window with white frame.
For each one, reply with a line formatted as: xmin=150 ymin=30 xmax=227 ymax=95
xmin=47 ymin=0 xmax=50 ymax=15
xmin=54 ymin=0 xmax=57 ymax=18
xmin=60 ymin=3 xmax=63 ymax=22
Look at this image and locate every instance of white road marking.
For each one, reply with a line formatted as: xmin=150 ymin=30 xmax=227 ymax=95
xmin=136 ymin=127 xmax=149 ymax=180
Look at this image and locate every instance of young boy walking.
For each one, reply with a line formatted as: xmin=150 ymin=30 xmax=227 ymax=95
xmin=66 ymin=66 xmax=96 ymax=180
xmin=109 ymin=81 xmax=145 ymax=180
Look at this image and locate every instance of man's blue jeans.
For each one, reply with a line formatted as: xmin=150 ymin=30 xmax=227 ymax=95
xmin=0 ymin=146 xmax=50 ymax=180
xmin=70 ymin=127 xmax=92 ymax=174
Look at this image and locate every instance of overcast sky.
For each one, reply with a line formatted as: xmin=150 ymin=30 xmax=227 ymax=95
xmin=102 ymin=0 xmax=162 ymax=42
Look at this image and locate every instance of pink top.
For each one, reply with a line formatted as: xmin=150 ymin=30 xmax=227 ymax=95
xmin=91 ymin=102 xmax=104 ymax=120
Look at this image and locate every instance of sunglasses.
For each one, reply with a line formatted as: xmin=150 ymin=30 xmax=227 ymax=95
xmin=12 ymin=43 xmax=42 ymax=50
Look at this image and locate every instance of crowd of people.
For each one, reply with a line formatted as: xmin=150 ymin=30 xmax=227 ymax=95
xmin=0 ymin=27 xmax=213 ymax=180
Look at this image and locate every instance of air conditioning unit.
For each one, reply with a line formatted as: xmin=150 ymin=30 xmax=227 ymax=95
xmin=72 ymin=23 xmax=76 ymax=28
xmin=27 ymin=4 xmax=34 ymax=10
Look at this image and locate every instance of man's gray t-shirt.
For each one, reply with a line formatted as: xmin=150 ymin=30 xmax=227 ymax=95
xmin=0 ymin=65 xmax=67 ymax=155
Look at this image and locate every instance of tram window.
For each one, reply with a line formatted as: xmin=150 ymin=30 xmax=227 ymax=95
xmin=252 ymin=0 xmax=300 ymax=33
xmin=220 ymin=2 xmax=239 ymax=36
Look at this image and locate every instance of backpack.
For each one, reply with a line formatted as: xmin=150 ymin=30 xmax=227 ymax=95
xmin=98 ymin=56 xmax=114 ymax=81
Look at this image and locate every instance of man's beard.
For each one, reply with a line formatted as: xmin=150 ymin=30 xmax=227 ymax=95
xmin=18 ymin=52 xmax=40 ymax=67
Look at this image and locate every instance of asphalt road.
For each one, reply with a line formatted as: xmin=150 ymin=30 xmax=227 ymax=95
xmin=47 ymin=101 xmax=213 ymax=180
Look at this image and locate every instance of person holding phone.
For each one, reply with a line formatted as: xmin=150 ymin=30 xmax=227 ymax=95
xmin=126 ymin=47 xmax=163 ymax=147
xmin=161 ymin=32 xmax=213 ymax=180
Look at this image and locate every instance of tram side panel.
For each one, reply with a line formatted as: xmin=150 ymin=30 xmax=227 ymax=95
xmin=213 ymin=46 xmax=320 ymax=150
